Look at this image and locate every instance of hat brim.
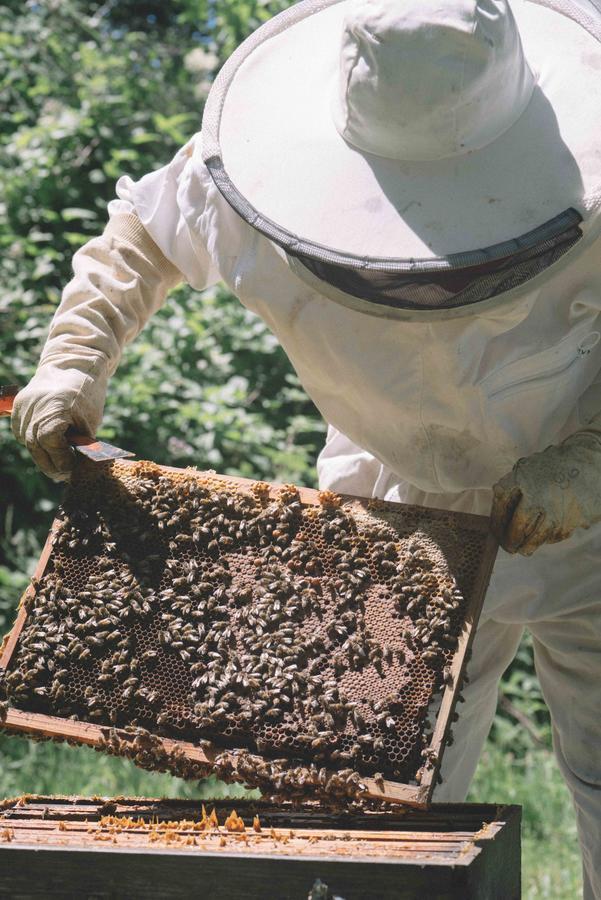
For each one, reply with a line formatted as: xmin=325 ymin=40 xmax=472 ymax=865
xmin=202 ymin=0 xmax=601 ymax=259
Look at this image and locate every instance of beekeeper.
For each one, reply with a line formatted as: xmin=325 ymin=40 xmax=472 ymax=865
xmin=12 ymin=0 xmax=601 ymax=892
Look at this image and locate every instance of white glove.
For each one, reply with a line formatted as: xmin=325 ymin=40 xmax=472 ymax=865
xmin=491 ymin=430 xmax=601 ymax=555
xmin=12 ymin=213 xmax=181 ymax=481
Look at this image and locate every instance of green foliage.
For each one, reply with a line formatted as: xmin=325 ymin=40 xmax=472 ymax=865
xmin=105 ymin=284 xmax=323 ymax=481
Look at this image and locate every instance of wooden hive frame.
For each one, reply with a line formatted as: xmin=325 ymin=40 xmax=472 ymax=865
xmin=0 ymin=463 xmax=498 ymax=806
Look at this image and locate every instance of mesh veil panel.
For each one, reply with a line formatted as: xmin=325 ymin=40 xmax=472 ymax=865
xmin=289 ymin=214 xmax=583 ymax=311
xmin=206 ymin=153 xmax=583 ymax=312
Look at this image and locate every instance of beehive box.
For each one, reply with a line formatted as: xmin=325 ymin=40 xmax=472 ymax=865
xmin=0 ymin=460 xmax=497 ymax=805
xmin=0 ymin=796 xmax=521 ymax=899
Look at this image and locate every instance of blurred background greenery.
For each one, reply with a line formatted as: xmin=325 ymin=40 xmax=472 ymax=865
xmin=0 ymin=1 xmax=581 ymax=896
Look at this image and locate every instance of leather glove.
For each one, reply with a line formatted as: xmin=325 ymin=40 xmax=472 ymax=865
xmin=12 ymin=213 xmax=181 ymax=481
xmin=491 ymin=430 xmax=601 ymax=555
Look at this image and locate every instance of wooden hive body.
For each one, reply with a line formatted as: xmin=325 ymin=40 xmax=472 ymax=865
xmin=0 ymin=796 xmax=521 ymax=899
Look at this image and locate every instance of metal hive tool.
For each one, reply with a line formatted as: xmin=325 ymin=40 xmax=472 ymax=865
xmin=0 ymin=460 xmax=498 ymax=805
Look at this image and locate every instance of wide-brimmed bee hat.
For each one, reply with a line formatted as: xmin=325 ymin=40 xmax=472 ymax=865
xmin=201 ymin=0 xmax=601 ymax=314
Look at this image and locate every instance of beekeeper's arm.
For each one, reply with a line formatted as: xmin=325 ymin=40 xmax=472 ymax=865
xmin=491 ymin=422 xmax=601 ymax=556
xmin=12 ymin=138 xmax=219 ymax=480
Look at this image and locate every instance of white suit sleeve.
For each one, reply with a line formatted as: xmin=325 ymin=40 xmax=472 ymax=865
xmin=12 ymin=135 xmax=221 ymax=480
xmin=108 ymin=134 xmax=222 ymax=291
xmin=41 ymin=133 xmax=220 ymax=377
xmin=38 ymin=213 xmax=183 ymax=380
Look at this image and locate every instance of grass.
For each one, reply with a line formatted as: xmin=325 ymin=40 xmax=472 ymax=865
xmin=0 ymin=731 xmax=581 ymax=898
xmin=469 ymin=744 xmax=581 ymax=899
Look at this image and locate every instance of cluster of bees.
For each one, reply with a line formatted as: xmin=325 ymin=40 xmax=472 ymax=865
xmin=0 ymin=461 xmax=470 ymax=796
xmin=96 ymin=725 xmax=374 ymax=807
xmin=390 ymin=542 xmax=464 ymax=668
xmin=212 ymin=746 xmax=371 ymax=805
xmin=97 ymin=726 xmax=210 ymax=782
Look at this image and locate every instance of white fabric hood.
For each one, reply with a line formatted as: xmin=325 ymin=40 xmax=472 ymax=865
xmin=201 ymin=0 xmax=601 ymax=259
xmin=331 ymin=0 xmax=535 ymax=162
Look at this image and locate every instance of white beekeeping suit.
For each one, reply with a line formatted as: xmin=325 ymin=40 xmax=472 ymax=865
xmin=12 ymin=0 xmax=601 ymax=894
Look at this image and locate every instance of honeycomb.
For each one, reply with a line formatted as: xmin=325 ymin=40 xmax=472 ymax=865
xmin=1 ymin=460 xmax=496 ymax=794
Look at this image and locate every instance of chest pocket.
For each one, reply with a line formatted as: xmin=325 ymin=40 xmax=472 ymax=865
xmin=479 ymin=324 xmax=601 ymax=453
